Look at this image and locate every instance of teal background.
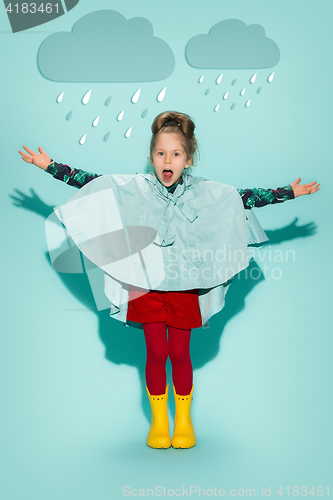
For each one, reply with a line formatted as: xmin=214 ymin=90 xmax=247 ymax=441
xmin=1 ymin=1 xmax=332 ymax=499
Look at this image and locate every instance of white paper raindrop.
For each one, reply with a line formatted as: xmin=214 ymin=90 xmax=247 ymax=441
xmin=216 ymin=74 xmax=223 ymax=84
xmin=268 ymin=72 xmax=275 ymax=83
xmin=82 ymin=90 xmax=91 ymax=105
xmin=214 ymin=104 xmax=220 ymax=112
xmin=104 ymin=132 xmax=110 ymax=142
xmin=250 ymin=73 xmax=257 ymax=84
xmin=117 ymin=110 xmax=124 ymax=121
xmin=223 ymin=92 xmax=228 ymax=100
xmin=57 ymin=92 xmax=64 ymax=103
xmin=157 ymin=87 xmax=166 ymax=102
xmin=66 ymin=111 xmax=73 ymax=121
xmin=132 ymin=89 xmax=141 ymax=104
xmin=245 ymin=100 xmax=251 ymax=107
xmin=199 ymin=75 xmax=204 ymax=83
xmin=125 ymin=127 xmax=132 ymax=138
xmin=93 ymin=116 xmax=99 ymax=127
xmin=240 ymin=88 xmax=245 ymax=96
xmin=79 ymin=134 xmax=87 ymax=144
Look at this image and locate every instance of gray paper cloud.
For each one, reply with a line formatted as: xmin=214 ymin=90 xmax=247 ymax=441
xmin=38 ymin=10 xmax=175 ymax=82
xmin=186 ymin=19 xmax=280 ymax=69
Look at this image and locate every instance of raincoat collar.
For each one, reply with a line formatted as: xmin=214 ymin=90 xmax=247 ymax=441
xmin=139 ymin=172 xmax=203 ymax=246
xmin=140 ymin=172 xmax=205 ymax=193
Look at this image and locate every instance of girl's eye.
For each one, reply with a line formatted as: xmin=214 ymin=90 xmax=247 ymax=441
xmin=174 ymin=153 xmax=180 ymax=156
xmin=157 ymin=152 xmax=164 ymax=156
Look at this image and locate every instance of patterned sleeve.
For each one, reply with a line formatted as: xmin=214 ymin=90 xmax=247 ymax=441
xmin=45 ymin=160 xmax=101 ymax=188
xmin=237 ymin=185 xmax=295 ymax=209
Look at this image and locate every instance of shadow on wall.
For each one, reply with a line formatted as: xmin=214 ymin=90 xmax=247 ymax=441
xmin=10 ymin=187 xmax=316 ymax=424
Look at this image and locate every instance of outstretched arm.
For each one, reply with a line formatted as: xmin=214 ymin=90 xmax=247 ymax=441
xmin=237 ymin=179 xmax=319 ymax=209
xmin=18 ymin=146 xmax=101 ymax=188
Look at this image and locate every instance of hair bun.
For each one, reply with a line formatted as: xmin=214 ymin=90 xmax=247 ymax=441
xmin=151 ymin=111 xmax=195 ymax=139
xmin=164 ymin=121 xmax=180 ymax=127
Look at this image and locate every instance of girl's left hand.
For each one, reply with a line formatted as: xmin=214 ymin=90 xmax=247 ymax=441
xmin=290 ymin=178 xmax=320 ymax=198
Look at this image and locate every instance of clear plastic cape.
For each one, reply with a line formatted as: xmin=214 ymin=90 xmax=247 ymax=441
xmin=48 ymin=172 xmax=269 ymax=328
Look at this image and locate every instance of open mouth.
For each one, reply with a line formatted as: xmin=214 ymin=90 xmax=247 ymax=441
xmin=162 ymin=169 xmax=173 ymax=182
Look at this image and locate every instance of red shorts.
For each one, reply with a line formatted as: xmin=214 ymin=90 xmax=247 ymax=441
xmin=126 ymin=289 xmax=202 ymax=329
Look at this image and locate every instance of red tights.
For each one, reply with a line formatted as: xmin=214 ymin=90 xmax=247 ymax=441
xmin=143 ymin=322 xmax=192 ymax=396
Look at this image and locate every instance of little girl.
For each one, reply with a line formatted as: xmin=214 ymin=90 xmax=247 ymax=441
xmin=19 ymin=111 xmax=319 ymax=450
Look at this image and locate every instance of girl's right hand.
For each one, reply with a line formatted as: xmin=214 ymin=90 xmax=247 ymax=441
xmin=18 ymin=146 xmax=52 ymax=171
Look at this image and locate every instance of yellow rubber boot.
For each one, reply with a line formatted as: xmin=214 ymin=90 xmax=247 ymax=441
xmin=146 ymin=384 xmax=171 ymax=449
xmin=171 ymin=385 xmax=196 ymax=449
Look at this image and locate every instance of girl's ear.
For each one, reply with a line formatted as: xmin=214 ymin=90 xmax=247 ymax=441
xmin=185 ymin=157 xmax=193 ymax=169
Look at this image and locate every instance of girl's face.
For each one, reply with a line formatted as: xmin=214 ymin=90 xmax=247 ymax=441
xmin=151 ymin=132 xmax=191 ymax=187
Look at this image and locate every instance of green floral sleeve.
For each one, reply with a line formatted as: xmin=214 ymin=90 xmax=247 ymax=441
xmin=237 ymin=185 xmax=295 ymax=209
xmin=45 ymin=161 xmax=101 ymax=188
